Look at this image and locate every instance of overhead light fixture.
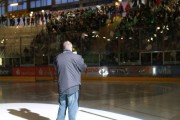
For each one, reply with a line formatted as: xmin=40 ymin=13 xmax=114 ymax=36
xmin=92 ymin=31 xmax=97 ymax=34
xmin=115 ymin=2 xmax=119 ymax=6
xmin=107 ymin=39 xmax=111 ymax=41
xmin=151 ymin=37 xmax=153 ymax=40
xmin=154 ymin=34 xmax=157 ymax=37
xmin=10 ymin=3 xmax=18 ymax=6
xmin=96 ymin=5 xmax=101 ymax=8
xmin=156 ymin=26 xmax=160 ymax=30
xmin=129 ymin=37 xmax=132 ymax=39
xmin=1 ymin=39 xmax=4 ymax=44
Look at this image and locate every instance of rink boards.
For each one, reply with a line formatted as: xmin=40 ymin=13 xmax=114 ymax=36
xmin=0 ymin=66 xmax=180 ymax=82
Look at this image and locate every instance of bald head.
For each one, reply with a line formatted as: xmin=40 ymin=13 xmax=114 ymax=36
xmin=63 ymin=41 xmax=73 ymax=51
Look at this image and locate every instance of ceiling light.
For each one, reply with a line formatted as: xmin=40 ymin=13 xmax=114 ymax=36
xmin=10 ymin=3 xmax=18 ymax=6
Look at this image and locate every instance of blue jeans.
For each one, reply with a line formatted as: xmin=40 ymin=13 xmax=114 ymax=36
xmin=56 ymin=91 xmax=79 ymax=120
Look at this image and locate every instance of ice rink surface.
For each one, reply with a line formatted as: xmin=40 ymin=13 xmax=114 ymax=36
xmin=0 ymin=80 xmax=180 ymax=120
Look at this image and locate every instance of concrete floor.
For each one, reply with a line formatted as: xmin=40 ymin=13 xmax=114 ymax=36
xmin=0 ymin=79 xmax=180 ymax=120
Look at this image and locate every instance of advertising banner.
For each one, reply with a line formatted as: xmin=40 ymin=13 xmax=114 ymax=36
xmin=13 ymin=67 xmax=35 ymax=76
xmin=83 ymin=67 xmax=101 ymax=76
xmin=11 ymin=65 xmax=180 ymax=77
xmin=12 ymin=66 xmax=56 ymax=77
xmin=108 ymin=67 xmax=128 ymax=76
xmin=171 ymin=66 xmax=180 ymax=77
xmin=84 ymin=66 xmax=180 ymax=77
xmin=154 ymin=66 xmax=180 ymax=77
xmin=35 ymin=66 xmax=56 ymax=77
xmin=83 ymin=66 xmax=151 ymax=77
xmin=128 ymin=66 xmax=152 ymax=76
xmin=0 ymin=67 xmax=12 ymax=76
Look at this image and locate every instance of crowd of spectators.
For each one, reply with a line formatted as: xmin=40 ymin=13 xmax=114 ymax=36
xmin=24 ymin=4 xmax=120 ymax=65
xmin=99 ymin=0 xmax=179 ymax=65
xmin=106 ymin=0 xmax=180 ymax=55
xmin=46 ymin=7 xmax=109 ymax=33
xmin=31 ymin=4 xmax=117 ymax=56
xmin=0 ymin=11 xmax=52 ymax=26
xmin=1 ymin=0 xmax=179 ymax=65
xmin=28 ymin=0 xmax=179 ymax=65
